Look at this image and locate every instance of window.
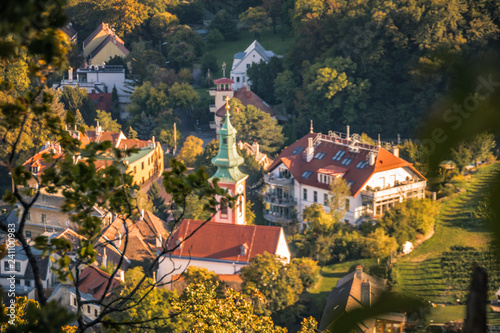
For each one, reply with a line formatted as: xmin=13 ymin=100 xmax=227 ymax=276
xmin=356 ymin=161 xmax=367 ymax=169
xmin=236 ymin=77 xmax=240 ymax=82
xmin=148 ymin=158 xmax=150 ymax=166
xmin=41 ymin=214 xmax=46 ymax=224
xmin=87 ymin=305 xmax=91 ymax=314
xmin=133 ymin=166 xmax=137 ymax=174
xmin=333 ymin=150 xmax=346 ymax=161
xmin=246 ymin=64 xmax=250 ymax=68
xmin=15 ymin=261 xmax=20 ymax=272
xmin=142 ymin=177 xmax=145 ymax=184
xmin=303 ymin=189 xmax=307 ymax=201
xmin=26 ymin=212 xmax=30 ymax=220
xmin=141 ymin=162 xmax=144 ymax=170
xmin=301 ymin=170 xmax=313 ymax=179
xmin=341 ymin=158 xmax=353 ymax=166
xmin=94 ymin=309 xmax=98 ymax=317
xmin=324 ymin=194 xmax=328 ymax=206
xmin=314 ymin=152 xmax=326 ymax=159
xmin=72 ymin=297 xmax=77 ymax=307
xmin=25 ymin=280 xmax=31 ymax=287
xmin=313 ymin=191 xmax=317 ymax=203
xmin=4 ymin=261 xmax=9 ymax=271
xmin=25 ymin=231 xmax=31 ymax=238
xmin=345 ymin=199 xmax=350 ymax=211
xmin=221 ymin=203 xmax=228 ymax=217
xmin=292 ymin=146 xmax=304 ymax=155
xmin=223 ymin=138 xmax=227 ymax=144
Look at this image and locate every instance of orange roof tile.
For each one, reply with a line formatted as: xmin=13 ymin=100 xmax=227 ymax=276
xmin=73 ymin=265 xmax=120 ymax=299
xmin=216 ymin=87 xmax=275 ymax=118
xmin=268 ymin=133 xmax=425 ymax=197
xmin=168 ymin=220 xmax=282 ymax=263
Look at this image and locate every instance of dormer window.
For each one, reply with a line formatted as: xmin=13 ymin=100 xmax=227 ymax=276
xmin=240 ymin=243 xmax=248 ymax=255
xmin=314 ymin=152 xmax=326 ymax=159
xmin=341 ymin=158 xmax=353 ymax=166
xmin=31 ymin=166 xmax=39 ymax=174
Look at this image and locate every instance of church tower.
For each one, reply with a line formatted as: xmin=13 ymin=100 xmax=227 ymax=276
xmin=210 ymin=97 xmax=248 ymax=225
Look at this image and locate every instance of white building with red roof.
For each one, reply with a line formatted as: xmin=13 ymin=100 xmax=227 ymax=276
xmin=264 ymin=130 xmax=426 ymax=225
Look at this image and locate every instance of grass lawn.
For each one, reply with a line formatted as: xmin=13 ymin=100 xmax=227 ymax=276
xmin=204 ymin=25 xmax=294 ymax=75
xmin=429 ymin=305 xmax=500 ymax=325
xmin=393 ymin=163 xmax=499 ymax=305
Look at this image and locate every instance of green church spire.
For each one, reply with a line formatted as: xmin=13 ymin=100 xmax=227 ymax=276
xmin=210 ymin=97 xmax=247 ymax=183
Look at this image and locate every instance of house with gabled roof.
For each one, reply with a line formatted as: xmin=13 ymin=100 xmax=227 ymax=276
xmin=264 ymin=129 xmax=426 ymax=225
xmin=319 ymin=265 xmax=405 ymax=332
xmin=230 ymin=40 xmax=276 ymax=90
xmin=83 ymin=22 xmax=130 ymax=65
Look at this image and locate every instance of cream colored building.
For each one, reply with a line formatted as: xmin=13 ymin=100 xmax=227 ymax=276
xmin=83 ymin=22 xmax=130 ymax=65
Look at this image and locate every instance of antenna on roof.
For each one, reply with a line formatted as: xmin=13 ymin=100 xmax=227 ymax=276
xmin=377 ymin=134 xmax=381 ymax=147
xmin=310 ymin=120 xmax=313 ymax=133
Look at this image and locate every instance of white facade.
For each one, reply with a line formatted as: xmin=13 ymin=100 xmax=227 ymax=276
xmin=53 ymin=65 xmax=133 ymax=104
xmin=230 ymin=40 xmax=276 ymax=90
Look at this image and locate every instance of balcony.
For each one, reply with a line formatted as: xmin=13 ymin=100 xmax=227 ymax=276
xmin=209 ymin=104 xmax=217 ymax=112
xmin=263 ymin=194 xmax=296 ymax=207
xmin=263 ymin=212 xmax=293 ymax=224
xmin=264 ymin=174 xmax=294 ymax=186
xmin=361 ymin=180 xmax=426 ymax=200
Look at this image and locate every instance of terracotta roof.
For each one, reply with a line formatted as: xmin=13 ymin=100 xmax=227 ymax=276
xmin=22 ymin=144 xmax=64 ymax=174
xmin=85 ymin=130 xmax=124 ymax=147
xmin=73 ymin=265 xmax=121 ymax=299
xmin=117 ymin=139 xmax=151 ymax=150
xmin=267 ymin=133 xmax=425 ymax=197
xmin=100 ymin=211 xmax=168 ymax=262
xmin=213 ymin=78 xmax=235 ymax=84
xmin=167 ymin=220 xmax=283 ymax=263
xmin=216 ymin=86 xmax=275 ymax=118
xmin=56 ymin=229 xmax=85 ymax=249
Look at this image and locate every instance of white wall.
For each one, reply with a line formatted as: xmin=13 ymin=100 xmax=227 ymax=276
xmin=231 ymin=49 xmax=267 ymax=90
xmin=157 ymin=256 xmax=247 ymax=288
xmin=364 ymin=167 xmax=419 ymax=189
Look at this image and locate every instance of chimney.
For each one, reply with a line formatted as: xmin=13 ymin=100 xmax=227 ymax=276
xmin=252 ymin=142 xmax=259 ymax=155
xmin=119 ymin=270 xmax=125 ymax=282
xmin=369 ymin=152 xmax=376 ymax=166
xmin=102 ymin=247 xmax=107 ymax=268
xmin=346 ymin=125 xmax=350 ymax=140
xmin=152 ymin=136 xmax=155 ymax=145
xmin=392 ymin=146 xmax=399 ymax=158
xmin=361 ymin=281 xmax=371 ymax=307
xmin=306 ymin=137 xmax=314 ymax=162
xmin=377 ymin=134 xmax=381 ymax=147
xmin=141 ymin=209 xmax=144 ymax=219
xmin=238 ymin=141 xmax=243 ymax=150
xmin=96 ymin=121 xmax=102 ymax=136
xmin=355 ymin=265 xmax=363 ymax=279
xmin=246 ymin=86 xmax=250 ymax=99
xmin=68 ymin=67 xmax=73 ymax=83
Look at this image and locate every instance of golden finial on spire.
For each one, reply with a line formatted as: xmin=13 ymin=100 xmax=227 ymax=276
xmin=225 ymin=96 xmax=231 ymax=115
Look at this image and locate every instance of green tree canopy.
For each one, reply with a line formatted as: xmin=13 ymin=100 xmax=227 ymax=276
xmin=178 ymin=135 xmax=204 ymax=167
xmin=95 ymin=110 xmax=121 ymax=132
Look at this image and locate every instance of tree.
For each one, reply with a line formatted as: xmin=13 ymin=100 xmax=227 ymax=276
xmin=209 ymin=10 xmax=239 ymax=41
xmin=177 ymin=283 xmax=287 ymax=333
xmin=247 ymin=57 xmax=284 ymax=105
xmin=274 ymin=69 xmax=298 ymax=112
xmin=104 ymin=0 xmax=149 ymax=35
xmin=182 ymin=266 xmax=226 ymax=296
xmin=303 ymin=203 xmax=336 ymax=233
xmin=109 ymin=267 xmax=184 ymax=332
xmin=291 ymin=257 xmax=320 ymax=290
xmin=148 ymin=182 xmax=168 ymax=220
xmin=207 ymin=29 xmax=224 ymax=45
xmin=229 ymin=99 xmax=285 ymax=154
xmin=156 ymin=126 xmax=182 ymax=152
xmin=201 ymin=54 xmax=219 ymax=77
xmin=470 ymin=132 xmax=496 ymax=165
xmin=110 ymin=85 xmax=121 ymax=123
xmin=362 ymin=228 xmax=398 ymax=259
xmin=262 ymin=0 xmax=282 ymax=33
xmin=177 ymin=135 xmax=204 ymax=167
xmin=150 ymin=12 xmax=179 ymax=38
xmin=241 ymin=253 xmax=303 ymax=316
xmin=239 ymin=7 xmax=272 ymax=38
xmin=168 ymin=82 xmax=200 ymax=109
xmin=450 ymin=141 xmax=473 ymax=174
xmin=128 ymin=126 xmax=138 ymax=139
xmin=128 ymin=82 xmax=171 ymax=120
xmin=328 ymin=176 xmax=351 ymax=222
xmin=60 ymin=86 xmax=97 ymax=126
xmin=194 ymin=139 xmax=219 ymax=175
xmin=95 ymin=110 xmax=121 ymax=132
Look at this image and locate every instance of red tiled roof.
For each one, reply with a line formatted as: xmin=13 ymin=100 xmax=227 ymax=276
xmin=216 ymin=87 xmax=275 ymax=118
xmin=22 ymin=145 xmax=64 ymax=174
xmin=74 ymin=265 xmax=121 ymax=299
xmin=100 ymin=211 xmax=168 ymax=262
xmin=117 ymin=139 xmax=150 ymax=150
xmin=213 ymin=78 xmax=235 ymax=84
xmin=167 ymin=220 xmax=283 ymax=263
xmin=268 ymin=133 xmax=425 ymax=197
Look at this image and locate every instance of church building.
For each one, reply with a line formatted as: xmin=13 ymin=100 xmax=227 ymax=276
xmin=157 ymin=99 xmax=290 ymax=288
